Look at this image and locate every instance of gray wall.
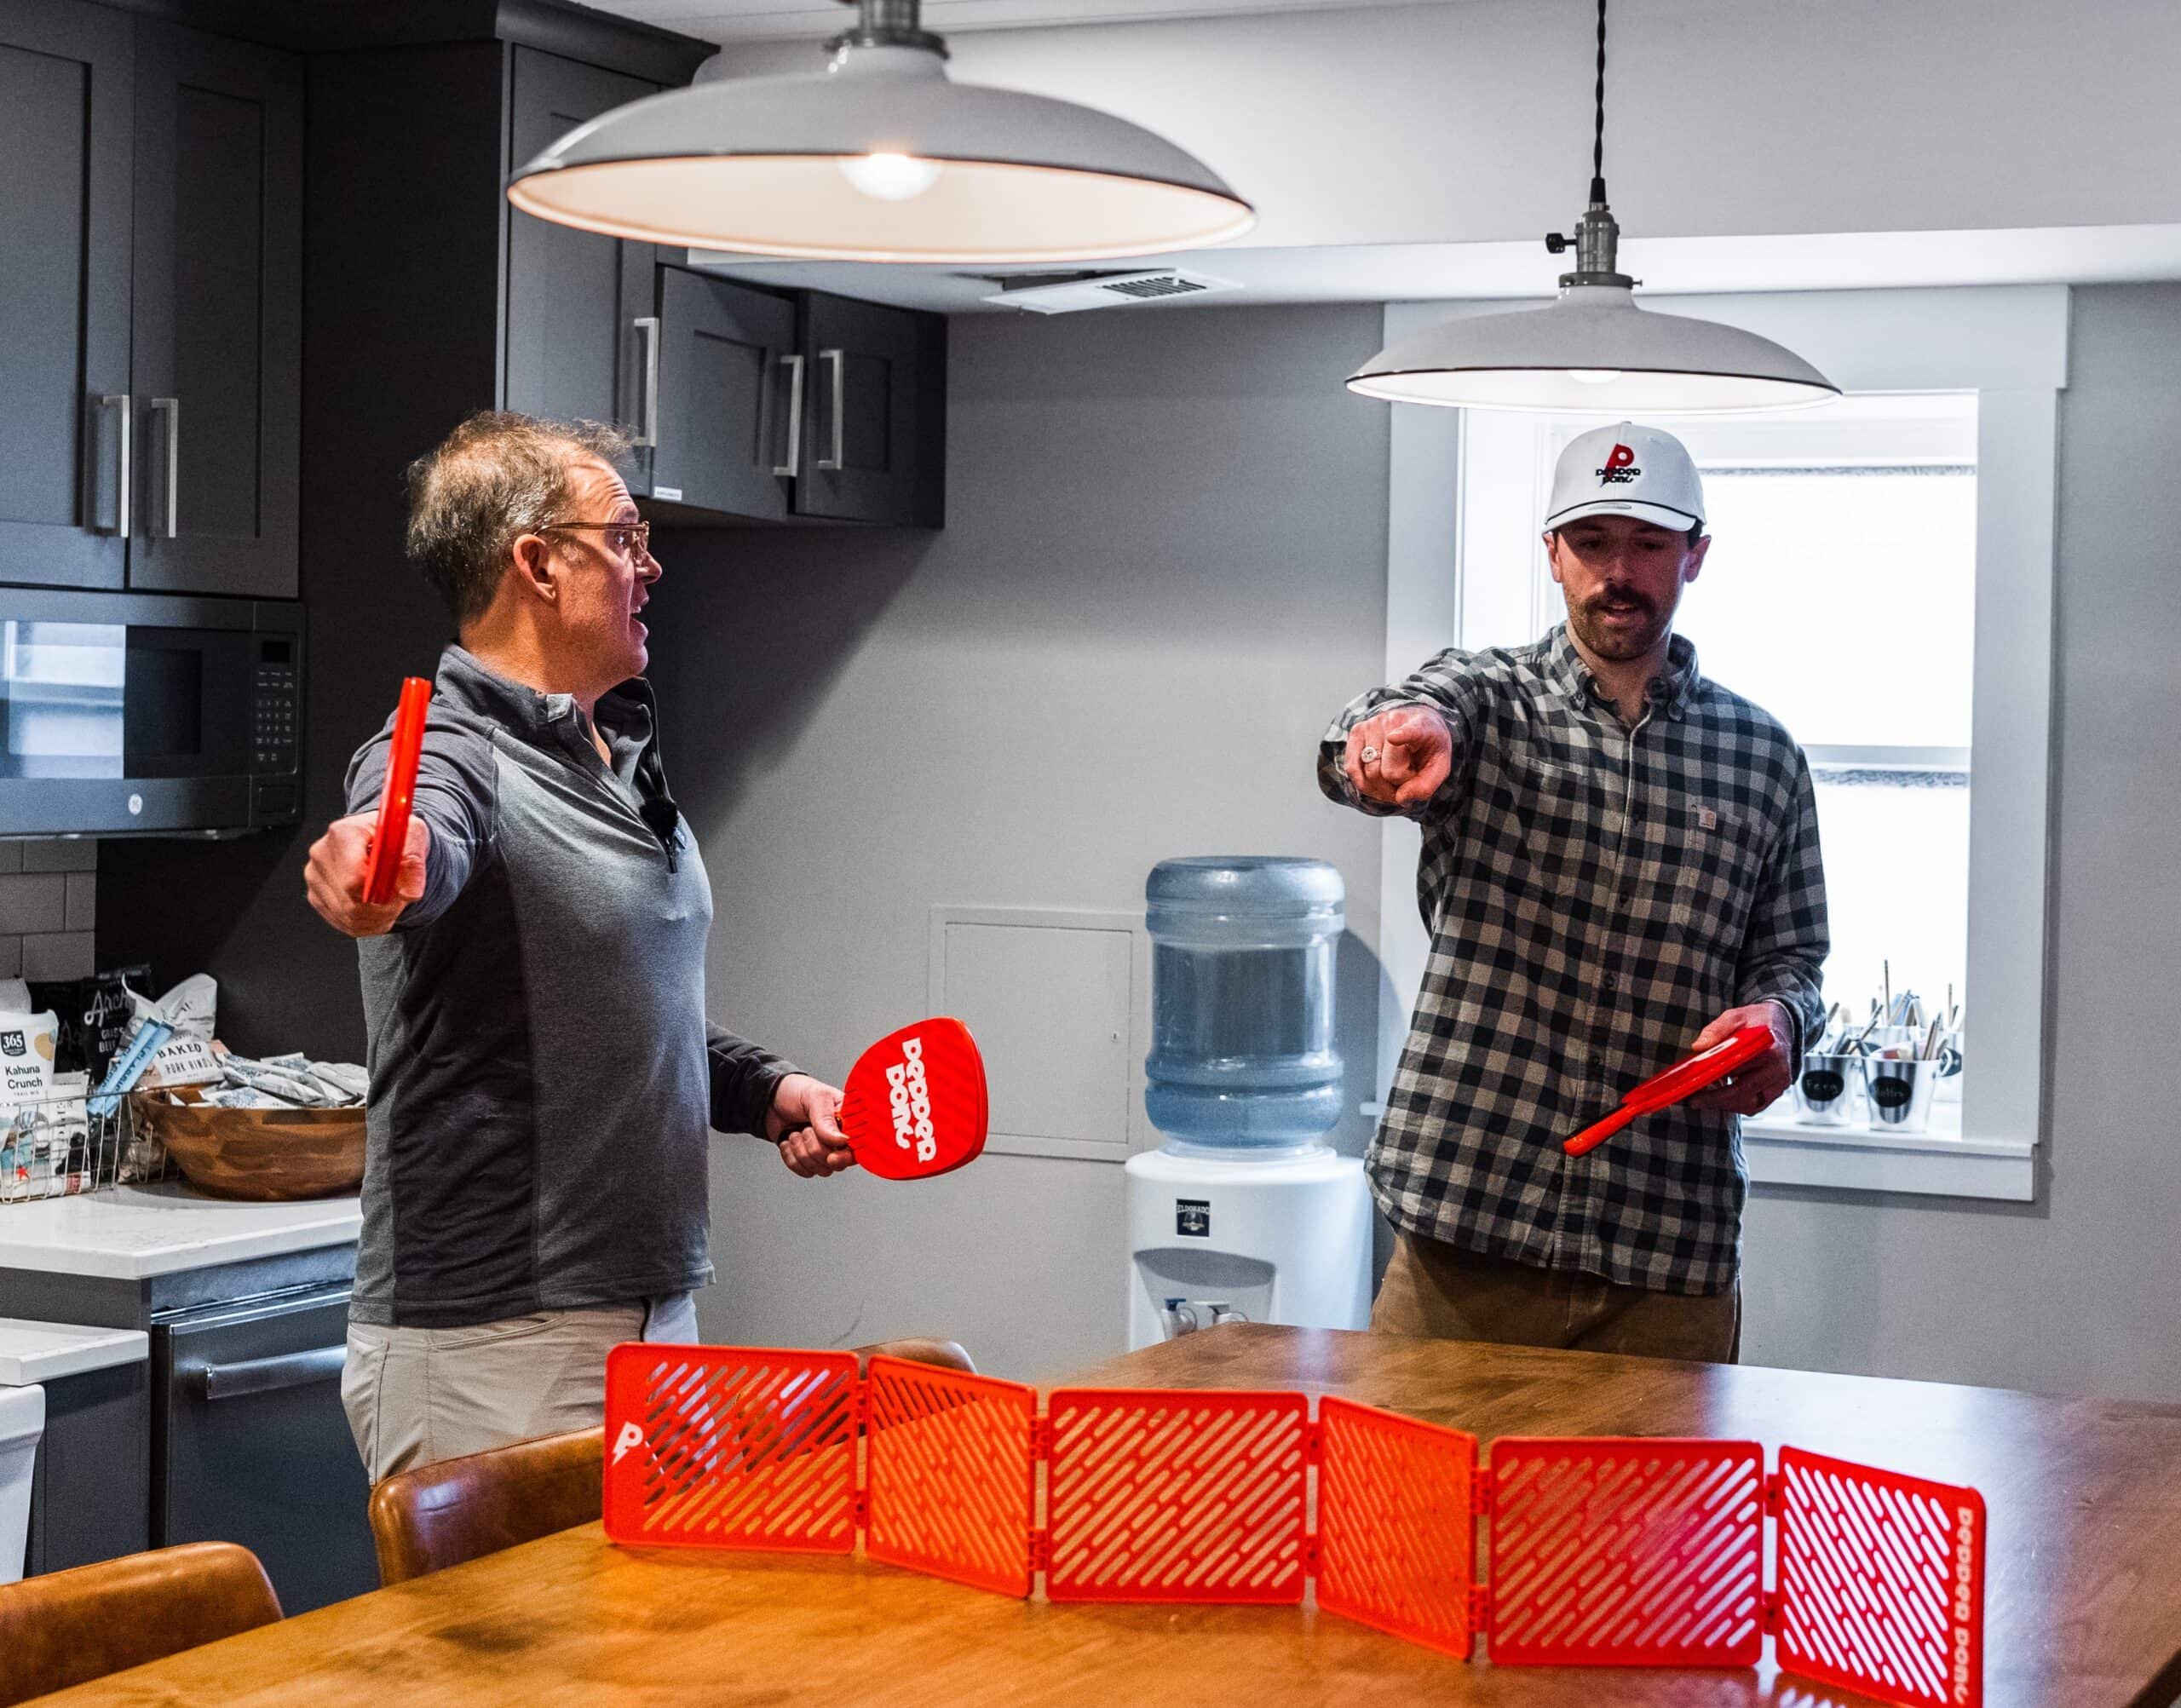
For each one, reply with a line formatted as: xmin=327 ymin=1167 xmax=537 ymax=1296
xmin=1742 ymin=284 xmax=2181 ymax=1401
xmin=652 ymin=303 xmax=1390 ymax=1382
xmin=653 ymin=285 xmax=2181 ymax=1402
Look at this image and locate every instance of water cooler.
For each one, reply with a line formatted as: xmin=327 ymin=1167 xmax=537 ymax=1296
xmin=1125 ymin=857 xmax=1372 ymax=1349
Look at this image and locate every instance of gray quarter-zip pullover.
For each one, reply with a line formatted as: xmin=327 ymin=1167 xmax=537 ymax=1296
xmin=344 ymin=644 xmax=792 ymax=1328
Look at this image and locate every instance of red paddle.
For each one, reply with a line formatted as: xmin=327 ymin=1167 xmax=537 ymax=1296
xmin=363 ymin=676 xmax=433 ymax=906
xmin=1562 ymin=1021 xmax=1778 ymax=1157
xmin=837 ymin=1017 xmax=988 ymax=1180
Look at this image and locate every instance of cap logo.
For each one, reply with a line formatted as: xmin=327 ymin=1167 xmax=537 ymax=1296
xmin=1597 ymin=443 xmax=1641 ymax=486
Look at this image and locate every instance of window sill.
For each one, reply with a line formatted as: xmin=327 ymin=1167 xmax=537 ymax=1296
xmin=1743 ymin=1100 xmax=2034 ymax=1200
xmin=1359 ymin=1099 xmax=2036 ymax=1201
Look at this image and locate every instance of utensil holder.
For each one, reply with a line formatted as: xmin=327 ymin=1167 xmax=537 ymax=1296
xmin=1793 ymin=1054 xmax=1862 ymax=1126
xmin=1864 ymin=1056 xmax=1939 ymax=1133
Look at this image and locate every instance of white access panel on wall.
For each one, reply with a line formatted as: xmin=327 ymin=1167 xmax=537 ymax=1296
xmin=929 ymin=906 xmax=1153 ymax=1162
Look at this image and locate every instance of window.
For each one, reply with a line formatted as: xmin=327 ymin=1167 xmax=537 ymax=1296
xmin=1372 ymin=285 xmax=2066 ymax=1199
xmin=1482 ymin=397 xmax=1981 ymax=1123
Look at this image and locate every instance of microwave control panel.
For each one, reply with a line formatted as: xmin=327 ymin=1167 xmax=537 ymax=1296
xmin=251 ymin=644 xmax=299 ymax=775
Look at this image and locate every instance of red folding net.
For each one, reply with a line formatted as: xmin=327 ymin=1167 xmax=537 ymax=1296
xmin=1487 ymin=1435 xmax=1767 ymax=1667
xmin=602 ymin=1344 xmax=859 ymax=1552
xmin=1044 ymin=1388 xmax=1309 ymax=1604
xmin=865 ymin=1354 xmax=1038 ymax=1597
xmin=598 ymin=1347 xmax=1983 ymax=1708
xmin=1772 ymin=1446 xmax=1987 ymax=1708
xmin=1314 ymin=1396 xmax=1477 ymax=1657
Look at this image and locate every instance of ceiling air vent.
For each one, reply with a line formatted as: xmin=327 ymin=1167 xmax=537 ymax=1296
xmin=978 ymin=269 xmax=1241 ymax=315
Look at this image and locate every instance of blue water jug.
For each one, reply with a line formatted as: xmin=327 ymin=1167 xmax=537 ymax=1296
xmin=1144 ymin=857 xmax=1344 ymax=1150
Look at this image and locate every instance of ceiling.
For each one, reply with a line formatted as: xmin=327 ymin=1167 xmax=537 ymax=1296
xmin=681 ymin=225 xmax=2181 ymax=315
xmin=579 ymin=0 xmax=2181 ymax=308
xmin=590 ymin=0 xmax=1442 ymax=44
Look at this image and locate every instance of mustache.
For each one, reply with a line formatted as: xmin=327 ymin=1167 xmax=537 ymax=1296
xmin=1586 ymin=587 xmax=1655 ymax=616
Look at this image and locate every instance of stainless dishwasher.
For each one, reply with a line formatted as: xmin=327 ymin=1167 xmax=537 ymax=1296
xmin=152 ymin=1283 xmax=376 ymax=1612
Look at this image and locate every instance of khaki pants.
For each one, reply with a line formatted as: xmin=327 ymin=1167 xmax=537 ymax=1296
xmin=1372 ymin=1232 xmax=1741 ymax=1363
xmin=342 ymin=1292 xmax=699 ymax=1481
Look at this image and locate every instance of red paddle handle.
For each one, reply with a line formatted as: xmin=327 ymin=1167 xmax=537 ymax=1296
xmin=1562 ymin=1023 xmax=1780 ymax=1157
xmin=1562 ymin=1105 xmax=1637 ymax=1159
xmin=362 ymin=677 xmax=433 ymax=906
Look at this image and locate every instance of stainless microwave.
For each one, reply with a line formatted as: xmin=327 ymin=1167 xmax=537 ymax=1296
xmin=0 ymin=590 xmax=302 ymax=838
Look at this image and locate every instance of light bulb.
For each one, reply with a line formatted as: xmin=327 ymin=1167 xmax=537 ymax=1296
xmin=1568 ymin=368 xmax=1622 ymax=385
xmin=837 ymin=152 xmax=943 ymax=202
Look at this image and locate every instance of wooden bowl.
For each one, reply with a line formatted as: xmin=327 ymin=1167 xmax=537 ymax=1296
xmin=133 ymin=1094 xmax=366 ymax=1201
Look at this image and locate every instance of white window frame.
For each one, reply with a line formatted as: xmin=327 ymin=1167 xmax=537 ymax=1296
xmin=1372 ymin=285 xmax=2066 ymax=1200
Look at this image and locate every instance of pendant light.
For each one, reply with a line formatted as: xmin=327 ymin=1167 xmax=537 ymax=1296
xmin=1347 ymin=0 xmax=1838 ymax=414
xmin=506 ymin=0 xmax=1255 ymax=265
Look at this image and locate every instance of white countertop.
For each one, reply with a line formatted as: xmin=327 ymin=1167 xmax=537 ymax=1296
xmin=0 ymin=1318 xmax=148 ymax=1385
xmin=0 ymin=1184 xmax=361 ymax=1281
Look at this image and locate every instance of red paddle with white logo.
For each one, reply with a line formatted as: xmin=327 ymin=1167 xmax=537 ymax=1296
xmin=1562 ymin=1021 xmax=1778 ymax=1157
xmin=836 ymin=1017 xmax=989 ymax=1180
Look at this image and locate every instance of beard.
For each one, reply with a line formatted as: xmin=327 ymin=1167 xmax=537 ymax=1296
xmin=1569 ymin=585 xmax=1673 ymax=662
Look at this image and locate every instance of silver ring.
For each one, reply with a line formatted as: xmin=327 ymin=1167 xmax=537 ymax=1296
xmin=1360 ymin=745 xmax=1379 ymax=762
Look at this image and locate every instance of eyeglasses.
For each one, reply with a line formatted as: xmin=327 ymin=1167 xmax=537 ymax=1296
xmin=538 ymin=520 xmax=653 ymax=564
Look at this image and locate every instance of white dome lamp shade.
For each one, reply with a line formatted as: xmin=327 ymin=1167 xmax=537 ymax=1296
xmin=1347 ymin=0 xmax=1838 ymax=415
xmin=505 ymin=0 xmax=1256 ymax=265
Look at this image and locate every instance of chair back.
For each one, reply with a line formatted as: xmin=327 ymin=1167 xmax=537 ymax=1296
xmin=0 ymin=1541 xmax=280 ymax=1706
xmin=369 ymin=1425 xmax=604 ymax=1588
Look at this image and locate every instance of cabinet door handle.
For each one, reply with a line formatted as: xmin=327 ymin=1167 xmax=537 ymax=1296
xmin=99 ymin=394 xmax=132 ymax=538
xmin=150 ymin=397 xmax=180 ymax=538
xmin=630 ymin=316 xmax=660 ymax=448
xmin=184 ymin=1344 xmax=346 ymax=1402
xmin=817 ymin=348 xmax=845 ymax=472
xmin=773 ymin=352 xmax=804 ymax=479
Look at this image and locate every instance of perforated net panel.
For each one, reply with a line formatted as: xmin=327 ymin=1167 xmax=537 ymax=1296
xmin=601 ymin=1344 xmax=859 ymax=1552
xmin=1315 ymin=1397 xmax=1477 ymax=1657
xmin=865 ymin=1355 xmax=1037 ymax=1597
xmin=1044 ymin=1388 xmax=1308 ymax=1604
xmin=1775 ymin=1446 xmax=1986 ymax=1708
xmin=1487 ymin=1437 xmax=1765 ymax=1666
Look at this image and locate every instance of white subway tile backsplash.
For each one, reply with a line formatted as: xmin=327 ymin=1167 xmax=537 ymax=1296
xmin=21 ymin=932 xmax=95 ymax=981
xmin=0 ymin=845 xmax=22 ymax=876
xmin=0 ymin=937 xmax=21 ymax=981
xmin=64 ymin=873 xmax=95 ymax=932
xmin=0 ymin=875 xmax=66 ymax=935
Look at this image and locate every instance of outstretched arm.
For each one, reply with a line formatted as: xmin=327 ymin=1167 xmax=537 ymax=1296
xmin=1315 ymin=651 xmax=1482 ymax=821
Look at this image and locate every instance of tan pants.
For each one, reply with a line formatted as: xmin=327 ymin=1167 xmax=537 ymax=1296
xmin=1371 ymin=1232 xmax=1741 ymax=1363
xmin=341 ymin=1292 xmax=699 ymax=1481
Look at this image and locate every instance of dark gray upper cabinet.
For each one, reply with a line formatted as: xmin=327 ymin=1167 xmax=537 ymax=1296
xmin=651 ymin=268 xmax=797 ymax=523
xmin=0 ymin=0 xmax=134 ymax=589
xmin=793 ymin=292 xmax=947 ymax=530
xmin=128 ymin=22 xmax=302 ymax=599
xmin=503 ymin=48 xmax=659 ymax=490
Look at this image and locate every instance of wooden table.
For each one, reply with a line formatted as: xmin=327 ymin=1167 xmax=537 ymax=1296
xmin=39 ymin=1326 xmax=2181 ymax=1707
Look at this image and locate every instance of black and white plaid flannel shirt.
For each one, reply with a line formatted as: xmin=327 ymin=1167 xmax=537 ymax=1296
xmin=1321 ymin=627 xmax=1827 ymax=1295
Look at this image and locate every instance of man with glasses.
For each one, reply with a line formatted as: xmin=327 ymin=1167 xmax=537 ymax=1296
xmin=303 ymin=411 xmax=849 ymax=1479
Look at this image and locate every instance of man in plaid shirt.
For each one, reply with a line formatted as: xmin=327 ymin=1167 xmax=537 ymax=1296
xmin=1319 ymin=422 xmax=1827 ymax=1362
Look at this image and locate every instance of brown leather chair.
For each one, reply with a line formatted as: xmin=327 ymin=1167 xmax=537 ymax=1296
xmin=0 ymin=1542 xmax=281 ymax=1706
xmin=368 ymin=1335 xmax=978 ymax=1586
xmin=854 ymin=1336 xmax=975 ymax=1377
xmin=369 ymin=1423 xmax=604 ymax=1588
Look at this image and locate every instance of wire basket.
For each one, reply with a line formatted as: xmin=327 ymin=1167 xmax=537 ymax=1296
xmin=0 ymin=1093 xmax=175 ymax=1205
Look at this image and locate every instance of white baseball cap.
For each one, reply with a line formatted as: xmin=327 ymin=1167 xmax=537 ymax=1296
xmin=1545 ymin=421 xmax=1706 ymax=535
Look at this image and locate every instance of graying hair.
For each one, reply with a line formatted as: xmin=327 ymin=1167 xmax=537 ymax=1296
xmin=403 ymin=411 xmax=632 ymax=624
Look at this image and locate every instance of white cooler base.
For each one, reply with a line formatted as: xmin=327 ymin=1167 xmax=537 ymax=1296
xmin=1124 ymin=1143 xmax=1372 ymax=1351
xmin=0 ymin=1383 xmax=44 ymax=1585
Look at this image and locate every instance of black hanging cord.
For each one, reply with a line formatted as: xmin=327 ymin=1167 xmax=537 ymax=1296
xmin=1590 ymin=0 xmax=1608 ymax=204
